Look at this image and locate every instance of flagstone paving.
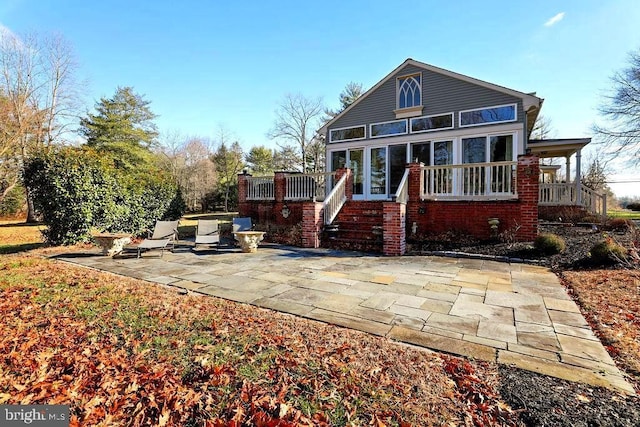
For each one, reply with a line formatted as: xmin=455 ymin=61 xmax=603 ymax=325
xmin=56 ymin=243 xmax=635 ymax=395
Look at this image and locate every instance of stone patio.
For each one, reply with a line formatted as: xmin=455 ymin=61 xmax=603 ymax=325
xmin=55 ymin=242 xmax=635 ymax=394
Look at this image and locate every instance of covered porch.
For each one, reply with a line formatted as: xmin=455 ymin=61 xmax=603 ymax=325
xmin=528 ymin=138 xmax=606 ymax=219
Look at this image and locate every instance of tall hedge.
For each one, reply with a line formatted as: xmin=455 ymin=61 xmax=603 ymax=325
xmin=23 ymin=147 xmax=185 ymax=245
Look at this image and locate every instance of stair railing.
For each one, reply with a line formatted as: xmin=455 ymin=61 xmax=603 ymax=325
xmin=393 ymin=168 xmax=410 ymax=204
xmin=323 ymin=173 xmax=347 ymax=225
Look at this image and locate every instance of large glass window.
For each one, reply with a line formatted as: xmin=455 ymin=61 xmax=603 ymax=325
xmin=462 ymin=137 xmax=487 ymax=164
xmin=433 ymin=140 xmax=453 ymax=165
xmin=370 ymin=120 xmax=407 ymax=138
xmin=398 ymin=74 xmax=421 ymax=109
xmin=411 ymin=142 xmax=430 ymax=165
xmin=369 ymin=147 xmax=386 ymax=195
xmin=410 ymin=113 xmax=453 ymax=133
xmin=490 ymin=135 xmax=513 ymax=161
xmin=389 ymin=144 xmax=407 ymax=194
xmin=329 ymin=125 xmax=365 ymax=143
xmin=349 ymin=149 xmax=364 ymax=195
xmin=331 ymin=151 xmax=346 ymax=171
xmin=459 ymin=104 xmax=516 ymax=127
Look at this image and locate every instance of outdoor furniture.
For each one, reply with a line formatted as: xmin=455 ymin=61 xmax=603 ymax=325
xmin=232 ymin=217 xmax=253 ymax=245
xmin=136 ymin=220 xmax=179 ymax=258
xmin=233 ymin=230 xmax=266 ymax=253
xmin=92 ymin=232 xmax=131 ymax=257
xmin=194 ymin=219 xmax=219 ymax=250
xmin=232 ymin=217 xmax=252 ymax=233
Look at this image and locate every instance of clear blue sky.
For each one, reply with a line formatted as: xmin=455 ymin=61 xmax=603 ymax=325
xmin=2 ymin=0 xmax=639 ymax=195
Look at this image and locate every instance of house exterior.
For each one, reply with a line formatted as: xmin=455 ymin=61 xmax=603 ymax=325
xmin=321 ymin=58 xmax=542 ymax=202
xmin=238 ymin=58 xmax=603 ymax=256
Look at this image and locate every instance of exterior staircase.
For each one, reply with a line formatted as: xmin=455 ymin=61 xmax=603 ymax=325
xmin=322 ymin=201 xmax=384 ymax=253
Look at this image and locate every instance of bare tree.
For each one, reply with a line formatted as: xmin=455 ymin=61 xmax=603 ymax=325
xmin=0 ymin=29 xmax=82 ymax=221
xmin=158 ymin=131 xmax=216 ymax=212
xmin=268 ymin=93 xmax=324 ymax=173
xmin=594 ymin=49 xmax=640 ymax=165
xmin=530 ymin=115 xmax=555 ymax=140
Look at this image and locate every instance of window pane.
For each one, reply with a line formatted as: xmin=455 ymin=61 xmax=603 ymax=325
xmin=411 ymin=142 xmax=430 ymax=165
xmin=330 ymin=126 xmax=365 ymax=142
xmin=370 ymin=147 xmax=386 ymax=194
xmin=331 ymin=151 xmax=346 ymax=171
xmin=349 ymin=149 xmax=364 ymax=195
xmin=462 ymin=137 xmax=486 ymax=163
xmin=398 ymin=75 xmax=421 ymax=109
xmin=411 ymin=114 xmax=453 ymax=132
xmin=371 ymin=120 xmax=407 ymax=137
xmin=460 ymin=105 xmax=516 ymax=126
xmin=490 ymin=135 xmax=513 ymax=161
xmin=389 ymin=144 xmax=407 ymax=194
xmin=433 ymin=141 xmax=453 ymax=165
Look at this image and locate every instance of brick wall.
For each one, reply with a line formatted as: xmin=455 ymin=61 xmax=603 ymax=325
xmin=405 ymin=155 xmax=539 ymax=242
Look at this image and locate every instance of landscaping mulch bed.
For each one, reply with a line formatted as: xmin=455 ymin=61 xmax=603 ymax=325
xmin=408 ymin=222 xmax=639 ymax=270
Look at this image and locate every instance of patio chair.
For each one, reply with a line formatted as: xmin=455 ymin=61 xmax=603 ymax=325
xmin=232 ymin=217 xmax=253 ymax=244
xmin=136 ymin=220 xmax=179 ymax=258
xmin=194 ymin=219 xmax=220 ymax=250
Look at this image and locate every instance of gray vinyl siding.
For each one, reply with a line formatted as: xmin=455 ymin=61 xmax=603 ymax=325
xmin=329 ymin=64 xmax=524 ymax=140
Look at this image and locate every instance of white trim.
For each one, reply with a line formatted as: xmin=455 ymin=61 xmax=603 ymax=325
xmin=410 ymin=112 xmax=454 ymax=134
xmin=369 ymin=119 xmax=408 ymax=139
xmin=396 ymin=72 xmax=422 ymax=110
xmin=329 ymin=125 xmax=366 ymax=143
xmin=459 ymin=103 xmax=517 ymax=128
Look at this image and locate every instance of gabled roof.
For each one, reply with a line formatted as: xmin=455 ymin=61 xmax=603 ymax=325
xmin=320 ymin=58 xmax=544 ymax=133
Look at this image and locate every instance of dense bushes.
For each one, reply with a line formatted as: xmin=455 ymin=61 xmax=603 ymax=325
xmin=534 ymin=233 xmax=566 ymax=255
xmin=0 ymin=183 xmax=26 ymax=217
xmin=23 ymin=147 xmax=185 ymax=245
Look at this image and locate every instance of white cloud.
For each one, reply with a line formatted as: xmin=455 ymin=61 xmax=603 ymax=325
xmin=544 ymin=12 xmax=565 ymax=27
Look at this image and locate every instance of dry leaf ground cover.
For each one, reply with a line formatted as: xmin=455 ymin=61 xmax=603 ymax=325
xmin=1 ymin=254 xmax=519 ymax=426
xmin=2 ymin=220 xmax=640 ymax=425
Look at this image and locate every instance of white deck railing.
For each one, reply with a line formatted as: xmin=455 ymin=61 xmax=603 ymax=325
xmin=394 ymin=168 xmax=410 ymax=204
xmin=323 ymin=173 xmax=347 ymax=225
xmin=420 ymin=161 xmax=517 ymax=199
xmin=246 ymin=176 xmax=274 ymax=200
xmin=539 ymin=183 xmax=606 ymax=218
xmin=285 ymin=172 xmax=333 ymax=201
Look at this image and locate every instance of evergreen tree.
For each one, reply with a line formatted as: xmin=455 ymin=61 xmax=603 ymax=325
xmin=80 ymin=86 xmax=159 ymax=169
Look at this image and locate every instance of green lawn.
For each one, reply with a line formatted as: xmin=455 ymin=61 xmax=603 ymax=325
xmin=608 ymin=209 xmax=640 ymax=220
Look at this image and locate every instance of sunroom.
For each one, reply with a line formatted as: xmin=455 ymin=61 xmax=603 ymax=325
xmin=326 ymin=103 xmax=523 ymax=201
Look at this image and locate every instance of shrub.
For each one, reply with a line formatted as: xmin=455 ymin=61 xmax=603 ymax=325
xmin=534 ymin=233 xmax=566 ymax=255
xmin=23 ymin=147 xmax=185 ymax=245
xmin=589 ymin=237 xmax=628 ymax=264
xmin=626 ymin=202 xmax=640 ymax=211
xmin=606 ymin=218 xmax=635 ymax=232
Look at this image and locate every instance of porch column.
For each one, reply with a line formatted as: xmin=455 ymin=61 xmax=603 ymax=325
xmin=382 ymin=202 xmax=406 ymax=256
xmin=517 ymin=154 xmax=539 ymax=241
xmin=575 ymin=149 xmax=582 ymax=205
xmin=565 ymin=156 xmax=571 ymax=185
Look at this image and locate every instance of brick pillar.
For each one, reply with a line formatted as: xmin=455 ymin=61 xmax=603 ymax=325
xmin=517 ymin=154 xmax=540 ymax=241
xmin=274 ymin=172 xmax=286 ymax=203
xmin=334 ymin=168 xmax=353 ymax=200
xmin=237 ymin=172 xmax=250 ymax=217
xmin=383 ymin=202 xmax=406 ymax=256
xmin=301 ymin=202 xmax=323 ymax=248
xmin=407 ymin=162 xmax=423 ymax=203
